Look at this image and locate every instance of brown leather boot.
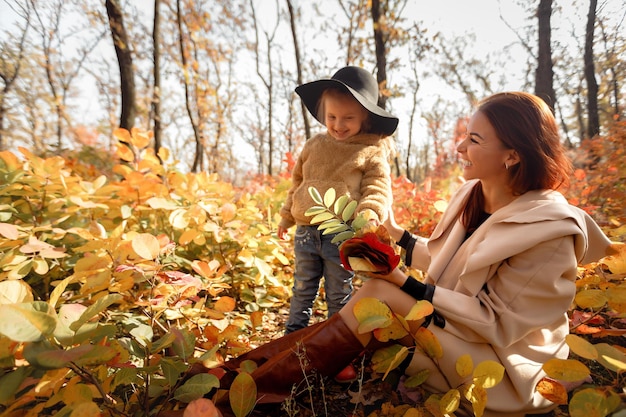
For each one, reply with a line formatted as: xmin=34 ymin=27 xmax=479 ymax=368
xmin=218 ymin=313 xmax=367 ymax=409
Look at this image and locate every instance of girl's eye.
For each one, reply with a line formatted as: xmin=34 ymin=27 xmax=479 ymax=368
xmin=470 ymin=138 xmax=479 ymax=144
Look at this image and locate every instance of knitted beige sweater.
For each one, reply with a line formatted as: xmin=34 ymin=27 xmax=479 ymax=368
xmin=279 ymin=132 xmax=394 ymax=229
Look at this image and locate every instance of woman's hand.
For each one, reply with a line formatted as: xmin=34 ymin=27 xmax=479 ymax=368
xmin=383 ymin=208 xmax=404 ymax=243
xmin=367 ymin=267 xmax=408 ymax=288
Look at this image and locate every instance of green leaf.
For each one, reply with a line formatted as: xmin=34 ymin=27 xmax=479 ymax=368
xmin=160 ymin=357 xmax=188 ymax=386
xmin=595 ymin=343 xmax=626 ymax=373
xmin=308 ymin=187 xmax=323 ymax=204
xmin=322 ymin=224 xmax=350 ymax=235
xmin=404 ymin=369 xmax=430 ymax=388
xmin=371 ymin=344 xmax=408 ymax=376
xmin=170 ymin=327 xmax=196 ymax=360
xmin=333 ymin=195 xmax=349 ymax=215
xmin=341 ymin=200 xmax=358 ymax=222
xmin=151 ymin=331 xmax=178 ymax=354
xmin=304 ymin=206 xmax=327 ymax=217
xmin=323 ymin=188 xmax=336 ymax=208
xmin=568 ymin=388 xmax=611 ymax=417
xmin=310 ymin=212 xmax=335 ymax=224
xmin=70 ymin=294 xmax=123 ymax=332
xmin=331 ymin=230 xmax=355 ymax=244
xmin=0 ymin=366 xmax=29 ymax=404
xmin=317 ymin=219 xmax=343 ymax=230
xmin=229 ymin=372 xmax=257 ymax=417
xmin=351 ymin=214 xmax=368 ymax=230
xmin=174 ymin=373 xmax=220 ymax=403
xmin=0 ymin=302 xmax=56 ymax=342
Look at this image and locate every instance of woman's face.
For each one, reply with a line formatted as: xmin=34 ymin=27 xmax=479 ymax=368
xmin=323 ymin=93 xmax=368 ymax=141
xmin=456 ymin=110 xmax=515 ymax=185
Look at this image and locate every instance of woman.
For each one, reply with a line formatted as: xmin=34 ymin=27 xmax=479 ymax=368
xmin=187 ymin=92 xmax=615 ymax=417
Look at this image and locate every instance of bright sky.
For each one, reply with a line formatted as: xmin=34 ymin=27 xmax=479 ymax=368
xmin=1 ymin=0 xmax=621 ymax=171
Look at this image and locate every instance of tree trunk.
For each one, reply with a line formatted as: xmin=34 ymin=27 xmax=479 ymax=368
xmin=152 ymin=0 xmax=162 ymax=154
xmin=286 ymin=0 xmax=310 ymax=140
xmin=534 ymin=0 xmax=555 ymax=111
xmin=176 ymin=0 xmax=203 ymax=172
xmin=584 ymin=0 xmax=599 ymax=138
xmin=370 ymin=0 xmax=400 ymax=177
xmin=106 ymin=0 xmax=136 ymax=130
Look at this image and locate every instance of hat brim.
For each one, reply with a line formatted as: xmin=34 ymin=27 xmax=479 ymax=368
xmin=295 ymin=79 xmax=399 ymax=136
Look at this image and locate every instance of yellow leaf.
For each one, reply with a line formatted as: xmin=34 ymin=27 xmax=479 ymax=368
xmin=132 ymin=233 xmax=161 ymax=260
xmin=373 ymin=314 xmax=409 ymax=342
xmin=575 ymin=289 xmax=608 ymax=310
xmin=221 ymin=203 xmax=237 ymax=223
xmin=433 ymin=200 xmax=448 ymax=213
xmin=348 ymin=256 xmax=380 ymax=272
xmin=114 ymin=128 xmax=132 ymax=143
xmin=214 ymin=296 xmax=236 ymax=313
xmin=463 ymin=383 xmax=487 ymax=417
xmin=405 ymin=300 xmax=434 ymax=321
xmin=440 ymin=389 xmax=461 ymax=414
xmin=116 ymin=143 xmax=135 ymax=162
xmin=352 ymin=297 xmax=393 ymax=334
xmin=565 ymin=334 xmax=598 ymax=360
xmin=602 ymin=242 xmax=626 ymax=274
xmin=606 ymin=285 xmax=626 ymax=314
xmin=473 ymin=360 xmax=505 ymax=388
xmin=32 ymin=258 xmax=49 ymax=275
xmin=158 ymin=146 xmax=170 ymax=161
xmin=229 ymin=372 xmax=256 ymax=417
xmin=0 ymin=280 xmax=34 ymax=304
xmin=179 ymin=229 xmax=200 ymax=246
xmin=415 ymin=327 xmax=443 ymax=360
xmin=68 ymin=401 xmax=101 ymax=417
xmin=130 ymin=127 xmax=151 ymax=149
xmin=542 ymin=358 xmax=590 ymax=382
xmin=455 ymin=354 xmax=474 ymax=378
xmin=62 ymin=383 xmax=93 ymax=405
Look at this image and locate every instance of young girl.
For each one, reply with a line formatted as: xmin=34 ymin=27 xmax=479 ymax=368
xmin=277 ymin=66 xmax=398 ymax=334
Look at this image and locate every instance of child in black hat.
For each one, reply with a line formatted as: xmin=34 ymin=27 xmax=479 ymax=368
xmin=278 ymin=66 xmax=399 ymax=343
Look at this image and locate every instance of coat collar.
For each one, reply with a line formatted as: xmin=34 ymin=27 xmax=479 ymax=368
xmin=426 ymin=180 xmax=611 ymax=295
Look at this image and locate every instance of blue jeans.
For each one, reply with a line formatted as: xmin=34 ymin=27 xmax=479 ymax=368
xmin=285 ymin=225 xmax=354 ymax=334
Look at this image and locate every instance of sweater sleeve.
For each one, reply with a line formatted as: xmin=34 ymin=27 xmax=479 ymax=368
xmin=279 ymin=148 xmax=306 ymax=229
xmin=356 ymin=146 xmax=392 ymax=222
xmin=431 ymin=235 xmax=577 ymax=348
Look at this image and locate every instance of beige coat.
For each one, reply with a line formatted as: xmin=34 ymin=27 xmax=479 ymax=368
xmin=279 ymin=132 xmax=393 ymax=229
xmin=406 ymin=179 xmax=612 ymax=416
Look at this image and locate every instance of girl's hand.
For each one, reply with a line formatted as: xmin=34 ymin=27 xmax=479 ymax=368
xmin=277 ymin=225 xmax=288 ymax=240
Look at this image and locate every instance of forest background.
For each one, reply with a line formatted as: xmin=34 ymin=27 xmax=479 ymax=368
xmin=0 ymin=0 xmax=625 ymax=417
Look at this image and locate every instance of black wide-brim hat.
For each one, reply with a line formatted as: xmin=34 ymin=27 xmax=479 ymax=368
xmin=295 ymin=66 xmax=399 ymax=136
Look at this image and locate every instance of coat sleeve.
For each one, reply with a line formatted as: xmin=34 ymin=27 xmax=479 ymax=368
xmin=431 ymin=235 xmax=577 ymax=348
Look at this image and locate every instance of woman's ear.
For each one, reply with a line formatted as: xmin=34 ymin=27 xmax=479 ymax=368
xmin=506 ymin=150 xmax=520 ymax=168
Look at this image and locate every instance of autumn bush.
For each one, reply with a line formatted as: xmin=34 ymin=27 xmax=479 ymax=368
xmin=0 ymin=125 xmax=624 ymax=417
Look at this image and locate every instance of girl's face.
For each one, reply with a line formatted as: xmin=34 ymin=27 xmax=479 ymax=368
xmin=456 ymin=110 xmax=516 ymax=185
xmin=323 ymin=92 xmax=369 ymax=141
